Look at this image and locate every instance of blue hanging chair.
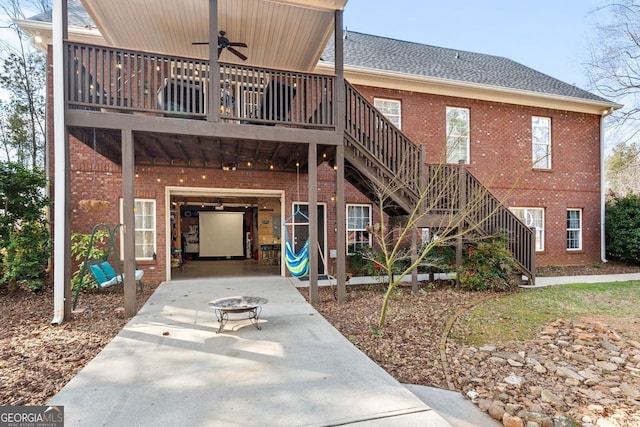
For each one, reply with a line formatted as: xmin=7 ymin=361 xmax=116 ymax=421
xmin=284 ymin=233 xmax=310 ymax=277
xmin=283 ymin=208 xmax=310 ymax=277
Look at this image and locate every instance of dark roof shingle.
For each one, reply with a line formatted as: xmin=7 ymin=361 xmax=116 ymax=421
xmin=323 ymin=31 xmax=607 ymax=103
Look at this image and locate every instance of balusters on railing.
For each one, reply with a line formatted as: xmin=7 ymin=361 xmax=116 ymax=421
xmin=64 ymin=41 xmax=336 ymax=128
xmin=344 ymin=81 xmax=421 ymax=199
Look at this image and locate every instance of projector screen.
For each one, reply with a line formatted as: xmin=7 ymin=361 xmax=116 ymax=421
xmin=198 ymin=211 xmax=244 ymax=257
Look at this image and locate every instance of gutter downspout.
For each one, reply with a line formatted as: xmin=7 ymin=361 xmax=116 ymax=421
xmin=52 ymin=0 xmax=66 ymax=324
xmin=600 ymin=112 xmax=608 ymax=264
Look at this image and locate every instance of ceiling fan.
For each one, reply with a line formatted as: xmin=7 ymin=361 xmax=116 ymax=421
xmin=192 ymin=31 xmax=248 ymax=61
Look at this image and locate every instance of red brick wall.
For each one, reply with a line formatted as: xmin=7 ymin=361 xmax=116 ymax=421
xmin=60 ymin=140 xmax=378 ymax=283
xmin=48 ymin=50 xmax=603 ymax=283
xmin=355 ymin=85 xmax=603 ymax=266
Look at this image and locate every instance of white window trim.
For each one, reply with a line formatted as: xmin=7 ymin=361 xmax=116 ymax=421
xmin=509 ymin=207 xmax=545 ymax=252
xmin=119 ymin=198 xmax=157 ymax=260
xmin=346 ymin=203 xmax=372 ymax=255
xmin=374 ymin=97 xmax=402 ymax=129
xmin=446 ymin=106 xmax=470 ymax=164
xmin=567 ymin=208 xmax=582 ymax=251
xmin=532 ymin=116 xmax=551 ymax=169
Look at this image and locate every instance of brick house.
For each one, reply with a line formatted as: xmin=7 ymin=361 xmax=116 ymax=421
xmin=18 ymin=0 xmax=619 ymax=321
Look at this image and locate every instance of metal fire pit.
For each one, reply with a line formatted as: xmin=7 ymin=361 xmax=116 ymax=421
xmin=208 ymin=296 xmax=268 ymax=333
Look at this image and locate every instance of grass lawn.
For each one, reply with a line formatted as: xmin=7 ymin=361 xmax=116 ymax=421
xmin=452 ymin=280 xmax=640 ymax=345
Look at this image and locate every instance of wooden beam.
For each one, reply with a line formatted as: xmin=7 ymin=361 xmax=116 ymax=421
xmin=173 ymin=136 xmax=190 ymax=165
xmin=195 ymin=136 xmax=209 ymax=166
xmin=66 ymin=110 xmax=342 ymax=146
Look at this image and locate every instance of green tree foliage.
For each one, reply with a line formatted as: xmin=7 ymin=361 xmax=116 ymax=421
xmin=0 ymin=161 xmax=51 ymax=290
xmin=605 ymin=194 xmax=640 ymax=264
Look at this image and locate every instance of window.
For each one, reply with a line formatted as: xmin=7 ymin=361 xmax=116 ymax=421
xmin=509 ymin=207 xmax=545 ymax=252
xmin=567 ymin=209 xmax=582 ymax=250
xmin=532 ymin=116 xmax=551 ymax=169
xmin=374 ymin=98 xmax=401 ymax=129
xmin=120 ymin=199 xmax=156 ymax=260
xmin=346 ymin=204 xmax=371 ymax=255
xmin=446 ymin=107 xmax=469 ymax=164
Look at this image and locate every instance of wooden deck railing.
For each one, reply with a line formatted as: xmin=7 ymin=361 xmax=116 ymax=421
xmin=343 ymin=80 xmax=422 ymax=202
xmin=64 ymin=41 xmax=335 ymax=128
xmin=422 ymin=163 xmax=535 ymax=280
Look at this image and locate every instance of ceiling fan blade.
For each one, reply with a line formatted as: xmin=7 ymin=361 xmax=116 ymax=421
xmin=228 ymin=42 xmax=248 ymax=48
xmin=192 ymin=41 xmax=209 ymax=45
xmin=227 ymin=46 xmax=247 ymax=61
xmin=218 ymin=46 xmax=223 ymax=58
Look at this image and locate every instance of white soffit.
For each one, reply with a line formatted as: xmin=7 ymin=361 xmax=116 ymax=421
xmin=80 ymin=0 xmax=341 ymax=71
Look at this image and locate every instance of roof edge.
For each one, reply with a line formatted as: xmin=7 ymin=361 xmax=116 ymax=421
xmin=316 ymin=62 xmax=622 ymax=116
xmin=15 ymin=18 xmax=104 ymax=51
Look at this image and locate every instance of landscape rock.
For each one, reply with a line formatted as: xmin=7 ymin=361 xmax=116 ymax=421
xmin=448 ymin=318 xmax=640 ymax=426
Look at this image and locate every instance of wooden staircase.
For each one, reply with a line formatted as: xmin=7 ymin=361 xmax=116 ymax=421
xmin=341 ymin=81 xmax=535 ymax=284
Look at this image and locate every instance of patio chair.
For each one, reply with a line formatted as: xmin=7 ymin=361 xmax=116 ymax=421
xmin=259 ymin=80 xmax=296 ymax=123
xmin=88 ymin=260 xmax=144 ymax=291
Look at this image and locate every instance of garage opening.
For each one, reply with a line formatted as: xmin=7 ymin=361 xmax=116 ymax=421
xmin=166 ymin=187 xmax=285 ymax=280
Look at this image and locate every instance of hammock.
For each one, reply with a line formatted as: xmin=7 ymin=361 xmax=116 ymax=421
xmin=284 ymin=233 xmax=310 ymax=277
xmin=283 ymin=207 xmax=310 ymax=277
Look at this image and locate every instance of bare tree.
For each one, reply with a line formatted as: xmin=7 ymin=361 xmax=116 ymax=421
xmin=358 ymin=156 xmax=525 ymax=330
xmin=606 ymin=140 xmax=640 ymax=196
xmin=0 ymin=0 xmax=50 ymax=169
xmin=586 ymin=1 xmax=640 ymax=194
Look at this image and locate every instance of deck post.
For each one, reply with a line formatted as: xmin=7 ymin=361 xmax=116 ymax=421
xmin=456 ymin=161 xmax=466 ymax=283
xmin=122 ymin=128 xmax=136 ymax=317
xmin=308 ymin=142 xmax=319 ymax=304
xmin=334 ymin=9 xmax=346 ymax=302
xmin=208 ymin=0 xmax=220 ymax=123
xmin=411 ymin=227 xmax=418 ymax=293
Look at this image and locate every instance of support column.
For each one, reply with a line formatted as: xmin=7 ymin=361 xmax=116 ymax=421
xmin=208 ymin=0 xmax=219 ymax=122
xmin=52 ymin=0 xmax=70 ymax=324
xmin=122 ymin=128 xmax=136 ymax=317
xmin=411 ymin=227 xmax=418 ymax=293
xmin=336 ymin=145 xmax=346 ymax=302
xmin=334 ymin=9 xmax=347 ymax=302
xmin=308 ymin=142 xmax=318 ymax=304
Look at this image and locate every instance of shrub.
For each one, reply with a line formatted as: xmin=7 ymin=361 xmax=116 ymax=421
xmin=606 ymin=194 xmax=640 ymax=264
xmin=421 ymin=245 xmax=456 ymax=273
xmin=1 ymin=220 xmax=51 ymax=291
xmin=0 ymin=162 xmax=51 ymax=291
xmin=457 ymin=238 xmax=518 ymax=292
xmin=70 ymin=230 xmax=109 ymax=291
xmin=348 ymin=245 xmax=408 ymax=279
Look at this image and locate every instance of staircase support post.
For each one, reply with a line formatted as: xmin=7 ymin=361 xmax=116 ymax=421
xmin=411 ymin=227 xmax=418 ymax=293
xmin=455 ymin=161 xmax=467 ymax=284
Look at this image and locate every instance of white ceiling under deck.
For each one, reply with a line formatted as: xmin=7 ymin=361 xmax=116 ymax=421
xmin=80 ymin=0 xmax=346 ymax=72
